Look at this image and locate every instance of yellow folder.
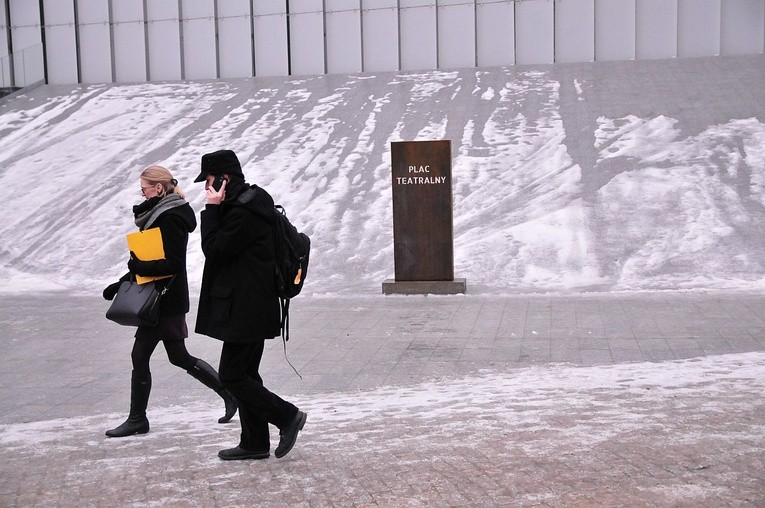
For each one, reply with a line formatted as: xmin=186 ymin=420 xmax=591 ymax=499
xmin=126 ymin=228 xmax=172 ymax=284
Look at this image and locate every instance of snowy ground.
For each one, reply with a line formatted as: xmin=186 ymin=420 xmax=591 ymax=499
xmin=1 ymin=352 xmax=764 ymax=505
xmin=0 ymin=55 xmax=763 ymax=296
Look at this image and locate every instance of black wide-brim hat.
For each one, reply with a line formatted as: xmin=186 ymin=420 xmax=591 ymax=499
xmin=194 ymin=149 xmax=244 ymax=182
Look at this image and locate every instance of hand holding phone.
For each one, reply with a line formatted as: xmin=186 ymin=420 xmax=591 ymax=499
xmin=206 ymin=175 xmax=227 ymax=205
xmin=212 ymin=175 xmax=225 ymax=192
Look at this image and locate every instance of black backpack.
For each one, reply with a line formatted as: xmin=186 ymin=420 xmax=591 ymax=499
xmin=236 ymin=187 xmax=310 ymax=342
xmin=272 ymin=204 xmax=310 ymax=341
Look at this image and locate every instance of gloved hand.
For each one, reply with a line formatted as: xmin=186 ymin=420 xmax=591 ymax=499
xmin=127 ymin=250 xmax=141 ymax=273
xmin=103 ymin=281 xmax=121 ymax=301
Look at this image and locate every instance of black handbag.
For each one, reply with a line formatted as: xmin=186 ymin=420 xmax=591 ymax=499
xmin=105 ymin=277 xmax=172 ymax=327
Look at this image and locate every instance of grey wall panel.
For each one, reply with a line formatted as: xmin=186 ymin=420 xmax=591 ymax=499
xmin=326 ymin=0 xmax=362 ymax=74
xmin=111 ymin=0 xmax=146 ymax=83
xmin=636 ymin=0 xmax=677 ymax=60
xmin=10 ymin=0 xmax=41 ymax=50
xmin=400 ymin=0 xmax=437 ymax=71
xmin=678 ymin=0 xmax=721 ymax=58
xmin=217 ymin=0 xmax=252 ymax=78
xmin=555 ymin=0 xmax=594 ymax=64
xmin=146 ymin=0 xmax=181 ymax=81
xmin=516 ymin=0 xmax=553 ymax=65
xmin=595 ymin=0 xmax=635 ymax=61
xmin=0 ymin=3 xmax=6 ymax=55
xmin=1 ymin=3 xmax=9 ymax=87
xmin=721 ymin=0 xmax=764 ymax=55
xmin=42 ymin=0 xmax=78 ymax=84
xmin=7 ymin=0 xmax=765 ymax=86
xmin=476 ymin=0 xmax=514 ymax=67
xmin=76 ymin=0 xmax=112 ymax=83
xmin=181 ymin=0 xmax=216 ymax=79
xmin=289 ymin=0 xmax=325 ymax=75
xmin=361 ymin=0 xmax=398 ymax=72
xmin=253 ymin=1 xmax=288 ymax=76
xmin=10 ymin=0 xmax=43 ymax=85
xmin=438 ymin=0 xmax=475 ymax=69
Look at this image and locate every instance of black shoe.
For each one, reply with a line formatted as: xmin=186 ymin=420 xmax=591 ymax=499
xmin=186 ymin=360 xmax=239 ymax=424
xmin=218 ymin=392 xmax=238 ymax=424
xmin=218 ymin=446 xmax=270 ymax=461
xmin=107 ymin=371 xmax=151 ymax=438
xmin=105 ymin=416 xmax=149 ymax=438
xmin=275 ymin=410 xmax=307 ymax=458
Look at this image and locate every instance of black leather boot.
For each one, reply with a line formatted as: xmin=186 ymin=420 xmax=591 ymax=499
xmin=106 ymin=370 xmax=151 ymax=437
xmin=188 ymin=359 xmax=238 ymax=424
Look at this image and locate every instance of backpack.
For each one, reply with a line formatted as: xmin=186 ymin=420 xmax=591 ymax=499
xmin=272 ymin=204 xmax=311 ymax=342
xmin=236 ymin=187 xmax=311 ymax=342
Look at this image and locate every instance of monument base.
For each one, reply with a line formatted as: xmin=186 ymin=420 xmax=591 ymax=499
xmin=382 ymin=278 xmax=466 ymax=295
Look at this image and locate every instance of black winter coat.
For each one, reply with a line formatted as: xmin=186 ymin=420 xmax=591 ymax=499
xmin=128 ymin=203 xmax=197 ymax=317
xmin=195 ymin=184 xmax=281 ymax=342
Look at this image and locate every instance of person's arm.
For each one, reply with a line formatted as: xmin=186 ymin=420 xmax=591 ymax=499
xmin=102 ymin=271 xmax=130 ymax=300
xmin=128 ymin=215 xmax=186 ymax=276
xmin=200 ymin=205 xmax=259 ymax=263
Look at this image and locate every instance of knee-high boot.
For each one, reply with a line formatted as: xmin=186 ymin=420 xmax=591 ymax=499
xmin=106 ymin=370 xmax=151 ymax=438
xmin=188 ymin=359 xmax=238 ymax=424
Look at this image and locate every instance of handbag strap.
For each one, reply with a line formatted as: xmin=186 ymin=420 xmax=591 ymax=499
xmin=158 ymin=275 xmax=176 ymax=295
xmin=129 ymin=274 xmax=176 ymax=292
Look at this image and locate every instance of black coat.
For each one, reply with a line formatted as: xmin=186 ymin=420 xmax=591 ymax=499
xmin=128 ymin=203 xmax=197 ymax=317
xmin=195 ymin=184 xmax=281 ymax=342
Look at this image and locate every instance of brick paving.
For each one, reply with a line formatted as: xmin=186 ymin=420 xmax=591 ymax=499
xmin=1 ymin=292 xmax=764 ymax=507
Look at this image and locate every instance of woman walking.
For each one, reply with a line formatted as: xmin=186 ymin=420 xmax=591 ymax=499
xmin=103 ymin=165 xmax=237 ymax=437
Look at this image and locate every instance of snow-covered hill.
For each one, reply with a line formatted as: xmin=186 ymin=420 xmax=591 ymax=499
xmin=0 ymin=55 xmax=763 ymax=295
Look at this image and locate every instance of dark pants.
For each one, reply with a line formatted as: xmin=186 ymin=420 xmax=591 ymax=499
xmin=131 ymin=338 xmax=196 ymax=373
xmin=219 ymin=340 xmax=297 ymax=451
xmin=132 ymin=314 xmax=195 ymax=373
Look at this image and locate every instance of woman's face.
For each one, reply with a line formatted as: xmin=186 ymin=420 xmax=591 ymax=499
xmin=140 ymin=178 xmax=163 ymax=200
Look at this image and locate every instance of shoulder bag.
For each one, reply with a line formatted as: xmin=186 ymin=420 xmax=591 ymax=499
xmin=105 ymin=277 xmax=173 ymax=327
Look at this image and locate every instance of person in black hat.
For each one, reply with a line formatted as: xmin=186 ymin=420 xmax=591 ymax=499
xmin=192 ymin=149 xmax=245 ymax=183
xmin=195 ymin=149 xmax=307 ymax=460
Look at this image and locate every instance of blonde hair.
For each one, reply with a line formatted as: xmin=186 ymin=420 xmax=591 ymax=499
xmin=141 ymin=165 xmax=185 ymax=199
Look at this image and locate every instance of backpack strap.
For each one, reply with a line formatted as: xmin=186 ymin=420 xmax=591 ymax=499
xmin=239 ymin=186 xmax=301 ymax=379
xmin=235 ymin=187 xmax=256 ymax=205
xmin=235 ymin=185 xmax=276 ymax=222
xmin=279 ymin=296 xmax=302 ymax=379
xmin=280 ymin=297 xmax=290 ymax=342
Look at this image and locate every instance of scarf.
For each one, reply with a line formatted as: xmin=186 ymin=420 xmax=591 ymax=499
xmin=222 ymin=178 xmax=247 ymax=203
xmin=133 ymin=193 xmax=186 ymax=231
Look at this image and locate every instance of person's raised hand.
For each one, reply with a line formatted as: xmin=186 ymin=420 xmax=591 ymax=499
xmin=206 ymin=178 xmax=226 ymax=205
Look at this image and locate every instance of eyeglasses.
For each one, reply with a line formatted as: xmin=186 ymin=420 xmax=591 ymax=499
xmin=140 ymin=185 xmax=158 ymax=196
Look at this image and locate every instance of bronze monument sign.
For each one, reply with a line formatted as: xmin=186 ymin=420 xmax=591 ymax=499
xmin=382 ymin=140 xmax=466 ymax=294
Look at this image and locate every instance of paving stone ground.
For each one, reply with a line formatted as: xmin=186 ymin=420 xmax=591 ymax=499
xmin=1 ymin=292 xmax=764 ymax=507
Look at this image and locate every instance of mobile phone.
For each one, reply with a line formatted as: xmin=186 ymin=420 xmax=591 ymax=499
xmin=212 ymin=175 xmax=225 ymax=192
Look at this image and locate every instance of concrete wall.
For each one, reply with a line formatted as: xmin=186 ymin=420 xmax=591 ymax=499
xmin=1 ymin=0 xmax=764 ymax=85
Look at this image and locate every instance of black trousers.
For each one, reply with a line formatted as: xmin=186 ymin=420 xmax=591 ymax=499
xmin=131 ymin=337 xmax=196 ymax=373
xmin=219 ymin=340 xmax=298 ymax=451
